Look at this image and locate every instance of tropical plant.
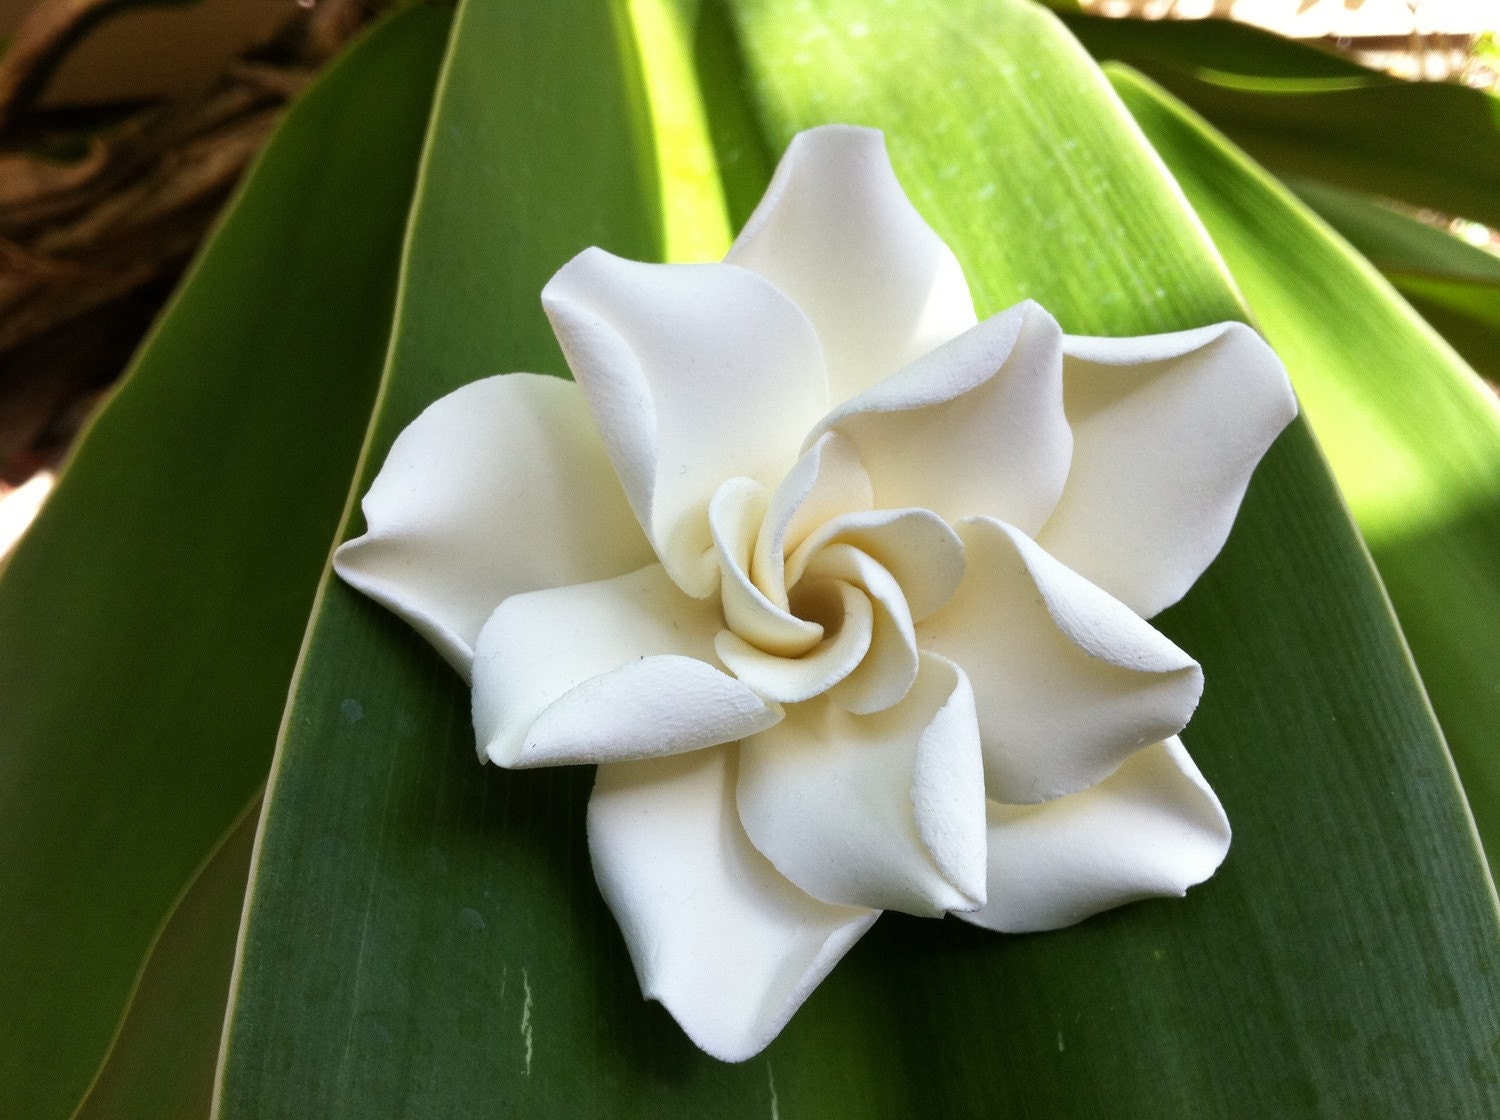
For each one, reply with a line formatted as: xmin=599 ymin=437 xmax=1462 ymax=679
xmin=2 ymin=0 xmax=1496 ymax=1116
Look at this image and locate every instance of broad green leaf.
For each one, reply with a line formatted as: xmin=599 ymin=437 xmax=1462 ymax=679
xmin=1283 ymin=176 xmax=1500 ymax=383
xmin=0 ymin=7 xmax=450 ymax=1118
xmin=73 ymin=796 xmax=260 ymax=1120
xmin=219 ymin=0 xmax=1500 ymax=1114
xmin=723 ymin=3 xmax=1500 ymax=1112
xmin=1105 ymin=64 xmax=1500 ymax=875
xmin=1061 ymin=11 xmax=1500 ymax=229
xmin=214 ymin=1 xmax=675 ymax=1114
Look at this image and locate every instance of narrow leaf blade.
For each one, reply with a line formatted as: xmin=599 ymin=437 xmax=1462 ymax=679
xmin=719 ymin=1 xmax=1500 ymax=1112
xmin=0 ymin=8 xmax=451 ymax=1116
xmin=1061 ymin=12 xmax=1500 ymax=228
xmin=1105 ymin=62 xmax=1500 ymax=871
xmin=218 ymin=1 xmax=1500 ymax=1115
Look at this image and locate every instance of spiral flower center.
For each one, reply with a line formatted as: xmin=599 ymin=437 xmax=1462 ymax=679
xmin=706 ymin=471 xmax=965 ymax=716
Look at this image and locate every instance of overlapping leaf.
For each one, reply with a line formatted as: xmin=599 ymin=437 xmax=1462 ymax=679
xmin=211 ymin=0 xmax=1500 ymax=1115
xmin=1103 ymin=65 xmax=1500 ymax=873
xmin=0 ymin=7 xmax=450 ymax=1117
xmin=1286 ymin=176 xmax=1500 ymax=382
xmin=1060 ymin=9 xmax=1500 ymax=228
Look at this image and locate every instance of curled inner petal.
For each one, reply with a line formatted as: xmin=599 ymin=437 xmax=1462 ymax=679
xmin=752 ymin=432 xmax=874 ymax=609
xmin=711 ymin=478 xmax=823 ymax=657
xmin=707 ymin=452 xmax=936 ymax=715
xmin=716 ymin=578 xmax=873 ymax=704
xmin=799 ymin=543 xmax=920 ymax=716
xmin=784 ymin=506 xmax=964 ymax=622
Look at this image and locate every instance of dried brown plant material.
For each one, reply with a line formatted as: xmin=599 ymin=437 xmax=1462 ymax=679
xmin=0 ymin=0 xmax=120 ymax=127
xmin=0 ymin=0 xmax=377 ymax=484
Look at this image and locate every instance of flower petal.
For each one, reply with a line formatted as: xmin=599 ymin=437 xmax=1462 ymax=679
xmin=799 ymin=543 xmax=920 ymax=715
xmin=958 ymin=737 xmax=1230 ymax=933
xmin=715 ymin=578 xmax=873 ymax=704
xmin=589 ymin=747 xmax=877 ymax=1063
xmin=810 ymin=301 xmax=1072 ymax=534
xmin=1037 ymin=322 xmax=1298 ymax=617
xmin=752 ymin=432 xmax=874 ymax=609
xmin=472 ymin=564 xmax=780 ymax=767
xmin=727 ymin=125 xmax=978 ymax=402
xmin=333 ymin=374 xmax=653 ymax=678
xmin=542 ymin=249 xmax=830 ymax=596
xmin=918 ymin=517 xmax=1202 ymax=804
xmin=711 ymin=477 xmax=823 ymax=658
xmin=737 ymin=653 xmax=987 ymax=916
xmin=785 ymin=506 xmax=965 ymax=622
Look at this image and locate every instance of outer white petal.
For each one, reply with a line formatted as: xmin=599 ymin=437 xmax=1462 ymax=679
xmin=333 ymin=374 xmax=653 ymax=678
xmin=472 ymin=564 xmax=780 ymax=767
xmin=542 ymin=249 xmax=830 ymax=596
xmin=958 ymin=737 xmax=1230 ymax=933
xmin=918 ymin=518 xmax=1202 ymax=804
xmin=737 ymin=653 xmax=987 ymax=917
xmin=1037 ymin=322 xmax=1298 ymax=617
xmin=589 ymin=747 xmax=878 ymax=1063
xmin=810 ymin=301 xmax=1072 ymax=534
xmin=727 ymin=126 xmax=977 ymax=402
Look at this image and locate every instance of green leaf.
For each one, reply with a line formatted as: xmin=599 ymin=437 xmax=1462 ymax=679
xmin=1284 ymin=176 xmax=1500 ymax=285
xmin=0 ymin=7 xmax=450 ymax=1117
xmin=218 ymin=0 xmax=1500 ymax=1114
xmin=1282 ymin=176 xmax=1500 ymax=383
xmin=1393 ymin=273 xmax=1500 ymax=385
xmin=73 ymin=795 xmax=260 ymax=1120
xmin=1057 ymin=9 xmax=1373 ymax=81
xmin=1104 ymin=63 xmax=1500 ymax=876
xmin=1060 ymin=10 xmax=1500 ymax=229
xmin=214 ymin=1 xmax=676 ymax=1114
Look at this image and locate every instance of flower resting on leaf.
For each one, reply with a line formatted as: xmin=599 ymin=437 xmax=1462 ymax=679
xmin=333 ymin=125 xmax=1297 ymax=1062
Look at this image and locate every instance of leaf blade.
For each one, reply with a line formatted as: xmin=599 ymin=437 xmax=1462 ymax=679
xmin=0 ymin=8 xmax=451 ymax=1117
xmin=214 ymin=1 xmax=680 ymax=1112
xmin=1060 ymin=11 xmax=1500 ymax=228
xmin=1106 ymin=62 xmax=1500 ymax=874
xmin=218 ymin=1 xmax=1500 ymax=1115
xmin=721 ymin=1 xmax=1500 ymax=1112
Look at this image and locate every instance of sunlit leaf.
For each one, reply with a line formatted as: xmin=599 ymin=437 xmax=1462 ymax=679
xmin=1108 ymin=63 xmax=1500 ymax=873
xmin=1061 ymin=10 xmax=1500 ymax=228
xmin=1284 ymin=176 xmax=1500 ymax=383
xmin=212 ymin=1 xmax=1500 ymax=1115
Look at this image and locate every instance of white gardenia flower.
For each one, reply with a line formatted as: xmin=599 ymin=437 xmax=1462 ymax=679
xmin=334 ymin=125 xmax=1297 ymax=1062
